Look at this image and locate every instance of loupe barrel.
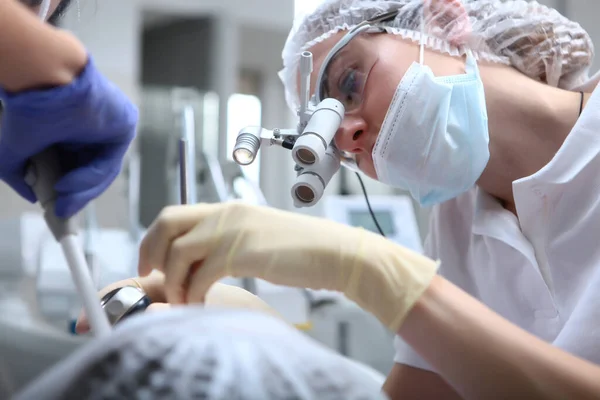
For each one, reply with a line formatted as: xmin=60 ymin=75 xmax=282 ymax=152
xmin=292 ymin=98 xmax=344 ymax=167
xmin=233 ymin=126 xmax=262 ymax=165
xmin=292 ymin=145 xmax=341 ymax=208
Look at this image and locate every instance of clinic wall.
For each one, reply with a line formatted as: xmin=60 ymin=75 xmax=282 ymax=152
xmin=141 ymin=18 xmax=215 ymax=90
xmin=142 ymin=0 xmax=292 ymax=31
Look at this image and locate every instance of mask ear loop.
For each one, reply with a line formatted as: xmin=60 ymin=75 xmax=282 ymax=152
xmin=419 ymin=5 xmax=425 ymax=65
xmin=464 ymin=49 xmax=479 ymax=75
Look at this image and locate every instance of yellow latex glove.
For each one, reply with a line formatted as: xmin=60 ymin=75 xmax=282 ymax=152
xmin=139 ymin=202 xmax=439 ymax=331
xmin=75 ymin=270 xmax=284 ymax=333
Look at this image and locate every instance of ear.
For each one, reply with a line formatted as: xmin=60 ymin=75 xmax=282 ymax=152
xmin=424 ymin=0 xmax=472 ymax=46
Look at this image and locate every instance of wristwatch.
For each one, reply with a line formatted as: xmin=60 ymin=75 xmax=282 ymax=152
xmin=100 ymin=286 xmax=151 ymax=326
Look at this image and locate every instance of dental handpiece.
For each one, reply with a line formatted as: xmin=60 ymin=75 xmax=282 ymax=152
xmin=100 ymin=286 xmax=151 ymax=326
xmin=26 ymin=148 xmax=112 ymax=337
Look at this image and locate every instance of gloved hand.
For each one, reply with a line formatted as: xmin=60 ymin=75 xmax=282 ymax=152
xmin=139 ymin=202 xmax=439 ymax=332
xmin=75 ymin=270 xmax=284 ymax=334
xmin=0 ymin=56 xmax=138 ymax=218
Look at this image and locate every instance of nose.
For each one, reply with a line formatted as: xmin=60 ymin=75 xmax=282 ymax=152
xmin=334 ymin=116 xmax=369 ymax=154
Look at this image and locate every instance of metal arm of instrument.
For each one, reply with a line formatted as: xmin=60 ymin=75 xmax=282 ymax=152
xmin=180 ymin=105 xmax=198 ymax=204
xmin=231 ymin=51 xmax=346 ymax=208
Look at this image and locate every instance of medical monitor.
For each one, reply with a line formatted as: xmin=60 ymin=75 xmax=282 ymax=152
xmin=324 ymin=195 xmax=423 ymax=253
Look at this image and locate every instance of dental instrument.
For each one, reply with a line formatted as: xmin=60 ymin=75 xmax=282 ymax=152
xmin=26 ymin=149 xmax=111 ymax=337
xmin=232 ymin=52 xmax=345 ymax=208
xmin=179 ymin=137 xmax=188 ymax=204
xmin=99 ymin=285 xmax=151 ymax=326
xmin=180 ymin=105 xmax=197 ymax=204
xmin=232 ymin=52 xmax=386 ymax=237
xmin=98 ymin=111 xmax=196 ymax=325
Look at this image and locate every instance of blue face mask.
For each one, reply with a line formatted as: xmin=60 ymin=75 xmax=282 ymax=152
xmin=372 ymin=50 xmax=490 ymax=207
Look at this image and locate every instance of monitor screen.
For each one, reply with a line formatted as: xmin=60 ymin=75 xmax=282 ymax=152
xmin=349 ymin=209 xmax=396 ymax=236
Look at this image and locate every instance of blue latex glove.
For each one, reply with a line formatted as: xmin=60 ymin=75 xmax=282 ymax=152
xmin=0 ymin=56 xmax=138 ymax=218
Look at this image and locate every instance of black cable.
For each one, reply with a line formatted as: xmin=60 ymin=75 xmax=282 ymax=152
xmin=339 ymin=166 xmax=351 ymax=195
xmin=354 ymin=172 xmax=385 ymax=237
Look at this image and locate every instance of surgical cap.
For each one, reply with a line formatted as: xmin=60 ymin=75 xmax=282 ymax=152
xmin=280 ymin=0 xmax=594 ymax=113
xmin=16 ymin=308 xmax=389 ymax=400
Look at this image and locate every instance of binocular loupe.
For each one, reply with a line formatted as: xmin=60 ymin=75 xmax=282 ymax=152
xmin=231 ymin=51 xmax=346 ymax=208
xmin=291 ymin=145 xmax=340 ymax=207
xmin=292 ymin=98 xmax=344 ymax=167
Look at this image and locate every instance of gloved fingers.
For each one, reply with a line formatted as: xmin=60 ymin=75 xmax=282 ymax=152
xmin=53 ymin=150 xmax=122 ymax=193
xmin=0 ymin=171 xmax=37 ymax=203
xmin=163 ymin=226 xmax=212 ymax=304
xmin=74 ymin=316 xmax=91 ymax=334
xmin=186 ymin=257 xmax=227 ymax=305
xmin=0 ymin=146 xmax=37 ymax=202
xmin=146 ymin=302 xmax=171 ymax=313
xmin=138 ymin=204 xmax=220 ymax=277
xmin=53 ymin=166 xmax=119 ymax=218
xmin=52 ymin=140 xmax=130 ymax=217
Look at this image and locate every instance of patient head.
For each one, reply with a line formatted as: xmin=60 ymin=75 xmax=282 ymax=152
xmin=31 ymin=308 xmax=388 ymax=399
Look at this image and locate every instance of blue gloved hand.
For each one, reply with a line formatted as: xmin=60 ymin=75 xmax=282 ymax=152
xmin=0 ymin=56 xmax=138 ymax=218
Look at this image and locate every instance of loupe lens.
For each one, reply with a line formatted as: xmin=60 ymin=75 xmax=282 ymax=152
xmin=233 ymin=148 xmax=255 ymax=165
xmin=233 ymin=129 xmax=261 ymax=166
xmin=295 ymin=185 xmax=315 ymax=203
xmin=296 ymin=148 xmax=316 ymax=165
xmin=293 ymin=98 xmax=344 ymax=167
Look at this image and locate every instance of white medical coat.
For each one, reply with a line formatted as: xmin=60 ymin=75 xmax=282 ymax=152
xmin=394 ymin=76 xmax=600 ymax=371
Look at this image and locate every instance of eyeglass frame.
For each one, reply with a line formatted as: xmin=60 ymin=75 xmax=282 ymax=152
xmin=314 ymin=10 xmax=400 ymax=104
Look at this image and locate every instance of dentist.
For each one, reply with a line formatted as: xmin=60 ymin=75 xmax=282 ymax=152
xmin=105 ymin=1 xmax=600 ymax=399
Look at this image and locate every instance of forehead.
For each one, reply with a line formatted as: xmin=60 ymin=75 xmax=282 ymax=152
xmin=296 ymin=31 xmax=347 ymax=99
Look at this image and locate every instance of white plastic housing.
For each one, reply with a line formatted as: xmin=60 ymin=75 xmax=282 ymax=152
xmin=292 ymin=98 xmax=344 ymax=167
xmin=292 ymin=145 xmax=341 ymax=208
xmin=233 ymin=126 xmax=263 ymax=165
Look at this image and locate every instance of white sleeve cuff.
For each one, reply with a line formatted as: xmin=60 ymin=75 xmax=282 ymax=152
xmin=393 ymin=335 xmax=435 ymax=372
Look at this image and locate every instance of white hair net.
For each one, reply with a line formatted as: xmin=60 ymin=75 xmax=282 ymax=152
xmin=280 ymin=0 xmax=594 ymax=113
xmin=15 ymin=308 xmax=389 ymax=400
